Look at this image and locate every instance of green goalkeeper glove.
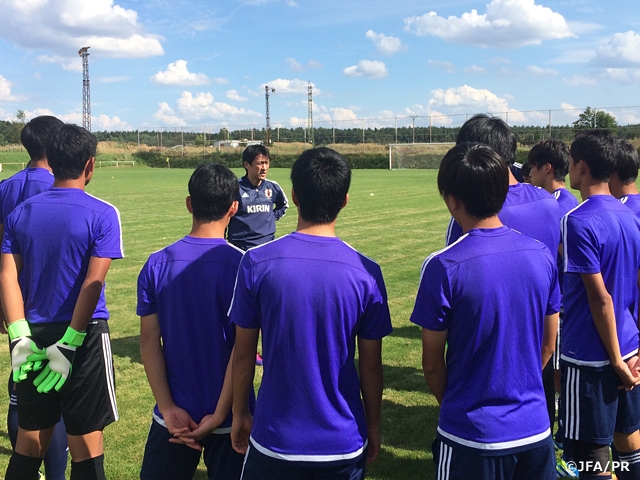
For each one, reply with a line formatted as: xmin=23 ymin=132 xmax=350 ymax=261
xmin=8 ymin=319 xmax=46 ymax=383
xmin=33 ymin=326 xmax=86 ymax=393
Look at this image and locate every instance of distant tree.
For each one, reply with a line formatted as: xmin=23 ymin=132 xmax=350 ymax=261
xmin=573 ymin=106 xmax=618 ymax=131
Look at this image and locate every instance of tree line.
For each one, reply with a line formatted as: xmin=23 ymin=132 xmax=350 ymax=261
xmin=1 ymin=108 xmax=638 ymax=148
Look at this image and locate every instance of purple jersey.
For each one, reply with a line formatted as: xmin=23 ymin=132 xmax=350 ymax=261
xmin=230 ymin=232 xmax=392 ymax=460
xmin=621 ymin=194 xmax=640 ymax=218
xmin=0 ymin=167 xmax=53 ymax=224
xmin=137 ymin=237 xmax=254 ymax=426
xmin=226 ymin=177 xmax=288 ymax=249
xmin=446 ymin=183 xmax=562 ymax=255
xmin=561 ymin=195 xmax=640 ymax=366
xmin=412 ymin=227 xmax=560 ymax=451
xmin=553 ymin=188 xmax=580 ymax=292
xmin=2 ymin=188 xmax=124 ymax=324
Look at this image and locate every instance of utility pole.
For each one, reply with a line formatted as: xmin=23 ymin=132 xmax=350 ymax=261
xmin=265 ymin=85 xmax=275 ymax=144
xmin=307 ymin=82 xmax=314 ymax=146
xmin=78 ymin=46 xmax=91 ymax=131
xmin=410 ymin=116 xmax=418 ymax=144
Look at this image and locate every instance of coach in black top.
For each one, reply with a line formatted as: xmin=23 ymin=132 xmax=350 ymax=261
xmin=227 ymin=145 xmax=288 ymax=251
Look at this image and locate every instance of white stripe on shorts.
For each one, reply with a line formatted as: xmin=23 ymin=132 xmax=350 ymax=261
xmin=565 ymin=367 xmax=580 ymax=440
xmin=102 ymin=332 xmax=119 ymax=421
xmin=438 ymin=441 xmax=452 ymax=480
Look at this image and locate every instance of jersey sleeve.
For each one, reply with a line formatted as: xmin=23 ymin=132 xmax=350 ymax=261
xmin=562 ymin=214 xmax=600 ymax=274
xmin=445 ymin=217 xmax=462 ymax=246
xmin=546 ymin=252 xmax=562 ymax=316
xmin=136 ymin=258 xmax=157 ymax=316
xmin=358 ymin=268 xmax=393 ymax=340
xmin=2 ymin=209 xmax=21 ymax=255
xmin=273 ymin=183 xmax=288 ymax=221
xmin=410 ymin=255 xmax=451 ymax=331
xmin=93 ymin=206 xmax=124 ymax=259
xmin=229 ymin=253 xmax=260 ymax=329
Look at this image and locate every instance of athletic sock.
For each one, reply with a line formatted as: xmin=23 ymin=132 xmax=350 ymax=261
xmin=614 ymin=447 xmax=640 ymax=480
xmin=5 ymin=452 xmax=43 ymax=480
xmin=70 ymin=454 xmax=106 ymax=480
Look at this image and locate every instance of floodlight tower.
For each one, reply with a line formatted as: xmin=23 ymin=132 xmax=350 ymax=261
xmin=307 ymin=81 xmax=314 ymax=146
xmin=265 ymin=85 xmax=275 ymax=144
xmin=78 ymin=46 xmax=91 ymax=131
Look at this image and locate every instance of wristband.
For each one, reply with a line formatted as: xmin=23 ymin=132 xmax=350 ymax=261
xmin=60 ymin=326 xmax=86 ymax=348
xmin=7 ymin=319 xmax=29 ymax=341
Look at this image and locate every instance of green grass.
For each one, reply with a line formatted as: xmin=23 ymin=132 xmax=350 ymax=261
xmin=0 ymin=166 xmax=448 ymax=479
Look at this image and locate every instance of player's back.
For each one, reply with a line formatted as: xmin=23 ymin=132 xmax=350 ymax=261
xmin=446 ymin=183 xmax=561 ymax=254
xmin=2 ymin=187 xmax=123 ymax=324
xmin=421 ymin=227 xmax=559 ymax=444
xmin=0 ymin=168 xmax=53 ymax=224
xmin=138 ymin=237 xmax=248 ymax=425
xmin=562 ymin=195 xmax=640 ymax=365
xmin=620 ymin=193 xmax=640 ymax=218
xmin=230 ymin=231 xmax=392 ymax=457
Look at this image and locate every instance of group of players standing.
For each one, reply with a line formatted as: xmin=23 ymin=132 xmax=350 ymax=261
xmin=0 ymin=112 xmax=639 ymax=480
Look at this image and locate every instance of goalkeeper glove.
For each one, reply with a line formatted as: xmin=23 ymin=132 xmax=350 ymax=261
xmin=33 ymin=326 xmax=86 ymax=393
xmin=8 ymin=319 xmax=46 ymax=383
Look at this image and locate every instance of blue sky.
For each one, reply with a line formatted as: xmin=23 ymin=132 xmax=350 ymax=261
xmin=0 ymin=0 xmax=639 ymax=132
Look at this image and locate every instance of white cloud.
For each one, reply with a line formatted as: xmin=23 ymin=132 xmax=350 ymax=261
xmin=464 ymin=65 xmax=487 ymax=74
xmin=226 ymin=89 xmax=248 ymax=102
xmin=96 ymin=76 xmax=130 ymax=84
xmin=260 ymin=79 xmax=319 ymax=95
xmin=154 ymin=102 xmax=186 ymax=126
xmin=285 ymin=58 xmax=322 ymax=71
xmin=526 ymin=65 xmax=558 ymax=76
xmin=212 ymin=77 xmax=229 ymax=85
xmin=404 ymin=0 xmax=574 ymax=48
xmin=37 ymin=55 xmax=82 ymax=73
xmin=152 ymin=60 xmax=210 ymax=86
xmin=365 ymin=30 xmax=406 ymax=56
xmin=14 ymin=107 xmax=132 ymax=131
xmin=153 ymin=91 xmax=262 ymax=126
xmin=0 ymin=0 xmax=164 ymax=60
xmin=330 ymin=107 xmax=357 ymax=121
xmin=428 ymin=60 xmax=455 ymax=73
xmin=343 ymin=60 xmax=388 ymax=78
xmin=562 ymin=75 xmax=597 ymax=86
xmin=601 ymin=68 xmax=640 ymax=85
xmin=593 ymin=31 xmax=640 ymax=68
xmin=0 ymin=75 xmax=27 ymax=102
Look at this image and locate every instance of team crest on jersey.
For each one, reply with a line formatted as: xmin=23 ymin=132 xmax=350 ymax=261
xmin=265 ymin=188 xmax=272 ymax=199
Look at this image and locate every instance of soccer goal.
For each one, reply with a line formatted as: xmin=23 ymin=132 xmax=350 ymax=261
xmin=97 ymin=160 xmax=135 ymax=168
xmin=0 ymin=162 xmax=27 ymax=172
xmin=388 ymin=143 xmax=454 ymax=170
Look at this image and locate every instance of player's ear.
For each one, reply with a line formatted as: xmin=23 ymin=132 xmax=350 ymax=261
xmin=341 ymin=193 xmax=349 ymax=209
xmin=228 ymin=200 xmax=239 ymax=218
xmin=84 ymin=157 xmax=95 ymax=185
xmin=291 ymin=189 xmax=299 ymax=207
xmin=186 ymin=196 xmax=193 ymax=214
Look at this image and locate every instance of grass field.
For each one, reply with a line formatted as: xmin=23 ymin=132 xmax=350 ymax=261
xmin=0 ymin=163 xmax=450 ymax=478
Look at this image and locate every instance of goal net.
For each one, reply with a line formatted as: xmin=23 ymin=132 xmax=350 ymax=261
xmin=97 ymin=160 xmax=135 ymax=168
xmin=388 ymin=143 xmax=454 ymax=169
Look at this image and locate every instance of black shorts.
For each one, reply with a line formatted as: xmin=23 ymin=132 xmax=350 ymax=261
xmin=140 ymin=419 xmax=244 ymax=480
xmin=17 ymin=320 xmax=118 ymax=436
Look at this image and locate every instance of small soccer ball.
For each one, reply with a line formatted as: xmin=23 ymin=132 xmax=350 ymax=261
xmin=370 ymin=193 xmax=374 ymax=196
xmin=111 ymin=176 xmax=114 ymax=178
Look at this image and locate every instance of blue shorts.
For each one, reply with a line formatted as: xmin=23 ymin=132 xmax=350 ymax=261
xmin=240 ymin=440 xmax=367 ymax=480
xmin=562 ymin=364 xmax=640 ymax=444
xmin=140 ymin=419 xmax=244 ymax=480
xmin=432 ymin=436 xmax=555 ymax=480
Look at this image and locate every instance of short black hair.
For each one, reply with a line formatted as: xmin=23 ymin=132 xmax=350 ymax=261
xmin=570 ymin=129 xmax=616 ymax=182
xmin=188 ymin=163 xmax=239 ymax=222
xmin=20 ymin=115 xmax=64 ymax=160
xmin=527 ymin=138 xmax=570 ymax=182
xmin=521 ymin=162 xmax=532 ymax=178
xmin=242 ymin=144 xmax=270 ymax=166
xmin=613 ymin=138 xmax=640 ymax=185
xmin=46 ymin=124 xmax=98 ymax=180
xmin=290 ymin=147 xmax=351 ymax=224
xmin=438 ymin=142 xmax=509 ymax=219
xmin=456 ymin=114 xmax=517 ymax=166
